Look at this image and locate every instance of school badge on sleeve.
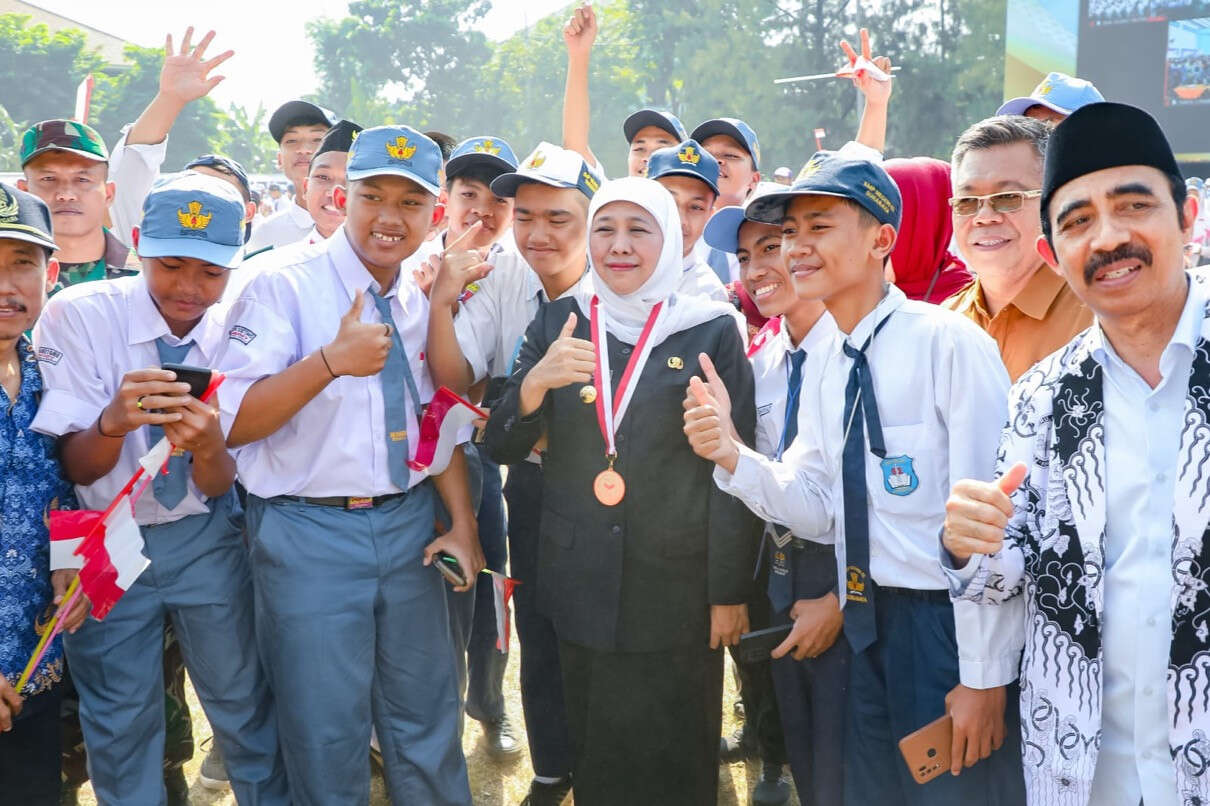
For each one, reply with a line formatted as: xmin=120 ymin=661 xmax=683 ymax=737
xmin=880 ymin=455 xmax=918 ymax=496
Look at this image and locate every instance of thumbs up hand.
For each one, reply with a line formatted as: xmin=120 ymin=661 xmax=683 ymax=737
xmin=324 ymin=289 xmax=394 ymax=377
xmin=683 ymin=352 xmax=741 ymax=473
xmin=942 ymin=462 xmax=1028 ymax=565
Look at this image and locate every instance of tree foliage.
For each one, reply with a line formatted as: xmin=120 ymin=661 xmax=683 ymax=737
xmin=305 ymin=0 xmax=1007 ymax=176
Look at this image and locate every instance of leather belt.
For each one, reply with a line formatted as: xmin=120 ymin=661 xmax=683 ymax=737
xmin=270 ymin=492 xmax=408 ymax=510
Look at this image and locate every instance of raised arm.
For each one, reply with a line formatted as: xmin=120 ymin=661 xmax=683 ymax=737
xmin=561 ymin=3 xmax=598 ymax=167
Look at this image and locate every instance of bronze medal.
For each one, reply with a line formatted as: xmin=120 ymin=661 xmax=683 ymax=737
xmin=593 ymin=467 xmax=625 ymax=506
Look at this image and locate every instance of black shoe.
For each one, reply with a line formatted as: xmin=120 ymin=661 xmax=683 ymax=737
xmin=719 ymin=727 xmax=759 ymax=762
xmin=165 ymin=765 xmax=190 ymax=806
xmin=483 ymin=714 xmax=523 ymax=759
xmin=198 ymin=737 xmax=229 ymax=791
xmin=59 ymin=787 xmax=80 ymax=806
xmin=518 ymin=776 xmax=572 ymax=806
xmin=751 ymin=761 xmax=791 ymax=806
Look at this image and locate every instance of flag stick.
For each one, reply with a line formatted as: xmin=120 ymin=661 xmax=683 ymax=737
xmin=775 ymin=65 xmax=901 ymax=84
xmin=14 ymin=577 xmax=81 ymax=695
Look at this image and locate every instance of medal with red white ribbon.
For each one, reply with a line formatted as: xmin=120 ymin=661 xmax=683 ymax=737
xmin=589 ymin=295 xmax=665 ymax=506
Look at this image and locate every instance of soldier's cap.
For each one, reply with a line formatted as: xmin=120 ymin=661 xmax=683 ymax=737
xmin=623 ymin=108 xmax=687 ymax=144
xmin=490 ymin=142 xmax=603 ymax=200
xmin=997 ymin=72 xmax=1104 ymax=118
xmin=312 ymin=120 xmax=364 ymax=160
xmin=703 ymin=182 xmax=788 ymax=254
xmin=646 ymin=139 xmax=720 ymax=196
xmin=20 ymin=119 xmax=108 ymax=167
xmin=690 ymin=118 xmax=761 ymax=172
xmin=0 ymin=182 xmax=57 ymax=253
xmin=268 ymin=100 xmax=339 ymax=144
xmin=745 ymin=152 xmax=901 ymax=229
xmin=138 ymin=174 xmax=245 ymax=269
xmin=346 ymin=125 xmax=443 ymax=196
xmin=445 ymin=136 xmax=519 ymax=184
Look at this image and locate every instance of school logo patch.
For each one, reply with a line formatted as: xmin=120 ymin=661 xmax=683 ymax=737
xmin=36 ymin=346 xmax=62 ymax=365
xmin=472 ymin=139 xmax=501 ymax=155
xmin=846 ymin=565 xmax=868 ymax=603
xmin=386 ymin=136 xmax=417 ymax=161
xmin=757 ymin=402 xmax=774 ymax=418
xmin=677 ymin=144 xmax=701 ymax=165
xmin=880 ymin=455 xmax=918 ymax=496
xmin=524 ymin=151 xmax=546 ymax=169
xmin=228 ymin=325 xmax=256 ymax=345
xmin=177 ymin=201 xmax=212 ymax=231
xmin=0 ymin=186 xmax=18 ymax=222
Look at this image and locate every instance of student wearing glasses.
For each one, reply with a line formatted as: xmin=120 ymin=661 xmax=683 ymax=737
xmin=942 ymin=116 xmax=1092 ymax=381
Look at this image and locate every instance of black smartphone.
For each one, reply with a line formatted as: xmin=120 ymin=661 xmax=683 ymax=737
xmin=735 ymin=624 xmax=793 ymax=664
xmin=434 ymin=550 xmax=467 ymax=587
xmin=161 ymin=363 xmax=213 ymax=400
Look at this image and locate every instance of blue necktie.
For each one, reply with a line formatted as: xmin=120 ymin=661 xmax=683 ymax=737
xmin=706 ymin=247 xmax=731 ymax=284
xmin=767 ymin=348 xmax=808 ymax=615
xmin=369 ymin=289 xmax=422 ymax=490
xmin=840 ymin=319 xmax=889 ymax=653
xmin=150 ymin=337 xmax=194 ymax=509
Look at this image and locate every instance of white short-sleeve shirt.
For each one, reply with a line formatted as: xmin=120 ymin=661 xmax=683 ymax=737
xmin=31 ymin=274 xmax=231 ymax=526
xmin=219 ymin=225 xmax=436 ymax=498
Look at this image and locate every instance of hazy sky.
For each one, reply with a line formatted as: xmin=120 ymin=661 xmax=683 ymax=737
xmin=29 ymin=0 xmax=572 ymax=112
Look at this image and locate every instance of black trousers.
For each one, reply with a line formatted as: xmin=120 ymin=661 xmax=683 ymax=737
xmin=727 ymin=562 xmax=787 ymax=765
xmin=503 ymin=461 xmax=573 ymax=778
xmin=559 ymin=639 xmax=724 ymax=806
xmin=0 ymin=685 xmax=62 ymax=806
xmin=465 ymin=453 xmax=509 ymax=723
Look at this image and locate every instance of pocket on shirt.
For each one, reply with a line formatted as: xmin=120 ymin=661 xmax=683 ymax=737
xmin=873 ymin=422 xmax=926 ymax=510
xmin=541 ymin=509 xmax=576 ymax=549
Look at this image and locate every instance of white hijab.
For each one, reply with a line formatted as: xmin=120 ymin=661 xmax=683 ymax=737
xmin=581 ymin=176 xmax=736 ymax=344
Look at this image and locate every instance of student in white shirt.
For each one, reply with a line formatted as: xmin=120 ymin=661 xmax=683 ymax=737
xmin=942 ymin=102 xmax=1208 ymax=806
xmin=31 ymin=174 xmax=289 ymax=806
xmin=427 ymin=142 xmax=600 ymax=806
xmin=220 ymin=126 xmax=482 ymax=806
xmin=702 ymin=186 xmax=843 ymax=803
xmin=244 ymin=100 xmax=338 ymax=252
xmin=683 ymin=153 xmax=1026 ymax=805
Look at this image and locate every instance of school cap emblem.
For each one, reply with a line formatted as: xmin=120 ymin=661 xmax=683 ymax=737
xmin=177 ymin=201 xmax=212 ymax=231
xmin=581 ymin=170 xmax=600 ymax=193
xmin=797 ymin=154 xmax=826 ymax=182
xmin=1037 ymin=81 xmax=1052 ymax=96
xmin=677 ymin=145 xmax=701 ymax=165
xmin=0 ymin=187 xmax=17 ymax=223
xmin=473 ymin=139 xmax=502 ymax=155
xmin=525 ymin=151 xmax=546 ymax=169
xmin=881 ymin=455 xmax=918 ymax=496
xmin=386 ymin=136 xmax=417 ymax=161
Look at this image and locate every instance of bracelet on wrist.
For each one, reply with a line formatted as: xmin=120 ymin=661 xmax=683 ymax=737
xmin=95 ymin=412 xmax=121 ymax=438
xmin=319 ymin=346 xmax=338 ymax=379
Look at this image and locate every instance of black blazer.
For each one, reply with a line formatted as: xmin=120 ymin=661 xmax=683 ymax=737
xmin=485 ymin=297 xmax=761 ymax=653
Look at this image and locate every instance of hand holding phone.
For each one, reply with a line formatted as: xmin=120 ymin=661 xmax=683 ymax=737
xmin=434 ymin=550 xmax=467 ymax=587
xmin=898 ymin=715 xmax=953 ymax=784
xmin=734 ymin=624 xmax=793 ymax=664
xmin=161 ymin=363 xmax=214 ymax=400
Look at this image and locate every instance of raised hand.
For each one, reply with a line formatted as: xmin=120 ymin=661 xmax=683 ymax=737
xmin=838 ymin=28 xmax=893 ymax=105
xmin=431 ymin=221 xmax=493 ymax=308
xmin=160 ymin=27 xmax=234 ymax=105
xmin=562 ymin=2 xmax=598 ymax=59
xmin=942 ymin=462 xmax=1028 ymax=565
xmin=323 ymin=290 xmax=394 ymax=378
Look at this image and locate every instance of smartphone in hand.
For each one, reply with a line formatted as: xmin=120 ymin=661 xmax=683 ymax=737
xmin=161 ymin=363 xmax=213 ymax=400
xmin=434 ymin=550 xmax=467 ymax=587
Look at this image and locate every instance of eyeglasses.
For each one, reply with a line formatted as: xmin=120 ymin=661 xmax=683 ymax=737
xmin=948 ymin=190 xmax=1042 ymax=217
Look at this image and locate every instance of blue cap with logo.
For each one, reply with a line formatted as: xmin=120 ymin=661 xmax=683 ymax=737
xmin=490 ymin=142 xmax=603 ymax=200
xmin=745 ymin=152 xmax=901 ymax=229
xmin=137 ymin=173 xmax=245 ymax=269
xmin=997 ymin=72 xmax=1105 ymax=117
xmin=346 ymin=125 xmax=443 ymax=196
xmin=703 ymin=182 xmax=786 ymax=254
xmin=623 ymin=109 xmax=688 ymax=144
xmin=445 ymin=136 xmax=519 ymax=183
xmin=690 ymin=118 xmax=761 ymax=171
xmin=646 ymin=139 xmax=720 ymax=195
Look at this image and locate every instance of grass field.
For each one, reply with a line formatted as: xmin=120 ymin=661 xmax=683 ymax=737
xmin=74 ymin=641 xmax=800 ymax=805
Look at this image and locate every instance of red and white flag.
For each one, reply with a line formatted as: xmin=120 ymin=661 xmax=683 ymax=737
xmin=487 ymin=570 xmax=519 ymax=653
xmin=407 ymin=386 xmax=487 ymax=475
xmin=48 ymin=495 xmax=148 ymax=620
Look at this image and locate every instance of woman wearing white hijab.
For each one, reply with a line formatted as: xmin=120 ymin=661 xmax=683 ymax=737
xmin=486 ymin=177 xmax=761 ymax=804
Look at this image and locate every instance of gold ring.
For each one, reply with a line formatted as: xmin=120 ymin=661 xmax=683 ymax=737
xmin=135 ymin=395 xmax=146 ymax=411
xmin=383 ymin=323 xmax=391 ymax=337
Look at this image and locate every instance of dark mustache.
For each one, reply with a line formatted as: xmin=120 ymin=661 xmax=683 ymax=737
xmin=0 ymin=298 xmax=27 ymax=311
xmin=1083 ymin=243 xmax=1152 ymax=285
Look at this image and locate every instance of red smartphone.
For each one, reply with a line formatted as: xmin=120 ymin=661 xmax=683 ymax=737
xmin=898 ymin=714 xmax=953 ymax=785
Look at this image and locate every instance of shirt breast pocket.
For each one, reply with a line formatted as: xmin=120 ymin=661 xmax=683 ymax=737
xmin=872 ymin=422 xmax=926 ymax=511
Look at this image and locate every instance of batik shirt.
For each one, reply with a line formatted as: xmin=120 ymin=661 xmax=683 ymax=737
xmin=0 ymin=338 xmax=75 ymax=696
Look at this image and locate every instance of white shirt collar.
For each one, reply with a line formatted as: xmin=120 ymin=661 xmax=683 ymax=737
xmin=328 ymin=225 xmax=403 ymax=302
xmin=287 ymin=201 xmax=314 ymax=227
xmin=1090 ymin=274 xmax=1204 ymax=373
xmin=523 ymin=260 xmax=591 ymax=304
xmin=783 ymin=310 xmax=836 ymax=355
xmin=844 ymin=283 xmax=907 ymax=348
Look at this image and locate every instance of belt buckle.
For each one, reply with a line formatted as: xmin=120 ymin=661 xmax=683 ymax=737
xmin=346 ymin=497 xmax=374 ymax=510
